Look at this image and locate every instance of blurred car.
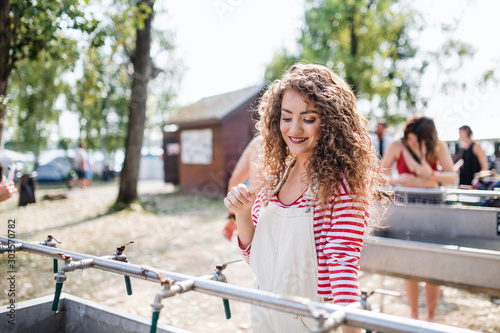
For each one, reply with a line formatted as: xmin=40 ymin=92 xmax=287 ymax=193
xmin=34 ymin=157 xmax=73 ymax=183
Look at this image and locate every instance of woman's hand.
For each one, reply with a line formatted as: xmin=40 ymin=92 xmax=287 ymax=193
xmin=394 ymin=173 xmax=416 ymax=187
xmin=0 ymin=181 xmax=16 ymax=202
xmin=224 ymin=184 xmax=257 ymax=248
xmin=402 ymin=143 xmax=434 ymax=179
xmin=224 ymin=184 xmax=255 ymax=214
xmin=222 ymin=217 xmax=237 ymax=241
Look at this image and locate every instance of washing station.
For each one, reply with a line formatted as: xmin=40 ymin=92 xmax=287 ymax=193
xmin=360 ymin=187 xmax=500 ymax=296
xmin=0 ymin=293 xmax=187 ymax=333
xmin=1 ymin=235 xmax=481 ymax=333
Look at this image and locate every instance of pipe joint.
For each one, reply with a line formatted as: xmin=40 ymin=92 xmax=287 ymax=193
xmin=211 ymin=271 xmax=227 ymax=283
xmin=310 ymin=310 xmax=346 ymax=333
xmin=54 ymin=257 xmax=94 ymax=282
xmin=151 ymin=279 xmax=195 ymax=311
xmin=112 ymin=254 xmax=129 ymax=262
xmin=0 ymin=242 xmax=23 ymax=254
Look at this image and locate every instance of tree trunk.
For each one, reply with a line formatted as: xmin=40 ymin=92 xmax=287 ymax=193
xmin=348 ymin=3 xmax=359 ymax=96
xmin=0 ymin=0 xmax=12 ymax=147
xmin=116 ymin=0 xmax=154 ymax=206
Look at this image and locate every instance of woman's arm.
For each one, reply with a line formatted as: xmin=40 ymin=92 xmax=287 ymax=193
xmin=324 ymin=181 xmax=368 ymax=305
xmin=381 ymin=141 xmax=402 ymax=186
xmin=403 ymin=141 xmax=457 ymax=186
xmin=434 ymin=141 xmax=458 ymax=186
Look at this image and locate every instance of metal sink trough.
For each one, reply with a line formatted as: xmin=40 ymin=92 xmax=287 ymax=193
xmin=0 ymin=293 xmax=190 ymax=333
xmin=360 ymin=189 xmax=500 ymax=296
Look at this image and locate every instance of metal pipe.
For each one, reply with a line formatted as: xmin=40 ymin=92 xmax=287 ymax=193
xmin=0 ymin=242 xmax=23 ymax=254
xmin=364 ymin=236 xmax=500 ymax=259
xmin=385 ymin=186 xmax=500 ymax=197
xmin=0 ymin=237 xmax=476 ymax=333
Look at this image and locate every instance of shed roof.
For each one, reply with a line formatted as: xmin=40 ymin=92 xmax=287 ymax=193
xmin=168 ymin=84 xmax=266 ymax=125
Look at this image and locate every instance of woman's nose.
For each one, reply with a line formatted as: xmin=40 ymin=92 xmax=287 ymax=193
xmin=290 ymin=119 xmax=302 ymax=133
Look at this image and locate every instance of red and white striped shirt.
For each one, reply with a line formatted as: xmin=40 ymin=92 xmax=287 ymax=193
xmin=240 ymin=178 xmax=369 ymax=305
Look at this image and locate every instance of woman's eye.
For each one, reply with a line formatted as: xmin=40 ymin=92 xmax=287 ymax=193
xmin=303 ymin=118 xmax=316 ymax=124
xmin=281 ymin=117 xmax=292 ymax=122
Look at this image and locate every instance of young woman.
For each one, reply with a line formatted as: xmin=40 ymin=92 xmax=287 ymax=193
xmin=381 ymin=116 xmax=457 ymax=189
xmin=381 ymin=116 xmax=458 ymax=321
xmin=224 ymin=64 xmax=382 ymax=332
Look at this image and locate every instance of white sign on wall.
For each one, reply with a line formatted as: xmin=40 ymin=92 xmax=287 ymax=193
xmin=180 ymin=129 xmax=213 ymax=165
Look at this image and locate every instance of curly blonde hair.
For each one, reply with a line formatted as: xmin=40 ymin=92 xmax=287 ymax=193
xmin=256 ymin=63 xmax=383 ymax=204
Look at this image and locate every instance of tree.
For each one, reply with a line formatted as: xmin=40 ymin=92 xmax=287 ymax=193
xmin=0 ymin=0 xmax=97 ymax=146
xmin=265 ymin=0 xmax=475 ymax=122
xmin=116 ymin=0 xmax=155 ymax=206
xmin=65 ymin=3 xmax=180 ymax=156
xmin=65 ymin=46 xmax=130 ymax=154
xmin=6 ymin=49 xmax=76 ymax=163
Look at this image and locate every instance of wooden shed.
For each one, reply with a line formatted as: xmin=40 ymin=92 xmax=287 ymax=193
xmin=165 ymin=84 xmax=266 ymax=197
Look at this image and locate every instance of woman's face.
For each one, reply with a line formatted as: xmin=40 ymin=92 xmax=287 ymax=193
xmin=406 ymin=132 xmax=418 ymax=146
xmin=280 ymin=89 xmax=321 ymax=160
xmin=459 ymin=128 xmax=469 ymax=142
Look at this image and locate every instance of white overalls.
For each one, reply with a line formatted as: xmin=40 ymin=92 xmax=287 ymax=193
xmin=250 ymin=188 xmax=321 ymax=332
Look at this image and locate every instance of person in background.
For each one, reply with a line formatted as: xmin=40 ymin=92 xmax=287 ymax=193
xmin=224 ymin=63 xmax=382 ymax=333
xmin=222 ymin=135 xmax=263 ymax=241
xmin=454 ymin=125 xmax=489 ymax=187
xmin=381 ymin=116 xmax=458 ymax=321
xmin=371 ymin=118 xmax=393 ymax=159
xmin=68 ymin=141 xmax=91 ymax=189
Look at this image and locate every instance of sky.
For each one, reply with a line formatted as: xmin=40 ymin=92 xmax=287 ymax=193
xmin=152 ymin=0 xmax=500 ymax=142
xmin=154 ymin=0 xmax=304 ymax=105
xmin=57 ymin=0 xmax=500 ymax=144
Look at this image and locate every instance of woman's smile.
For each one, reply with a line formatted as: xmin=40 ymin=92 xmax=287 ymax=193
xmin=280 ymin=89 xmax=321 ymax=160
xmin=288 ymin=136 xmax=309 ymax=144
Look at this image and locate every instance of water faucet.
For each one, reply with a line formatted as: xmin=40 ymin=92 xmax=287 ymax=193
xmin=210 ymin=259 xmax=241 ymax=320
xmin=40 ymin=235 xmax=62 ymax=273
xmin=308 ymin=302 xmax=345 ymax=333
xmin=40 ymin=234 xmax=62 ymax=247
xmin=51 ymin=253 xmax=94 ymax=312
xmin=144 ymin=266 xmax=194 ymax=333
xmin=110 ymin=241 xmax=134 ymax=295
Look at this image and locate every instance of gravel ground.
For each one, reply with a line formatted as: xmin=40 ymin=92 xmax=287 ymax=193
xmin=1 ymin=180 xmax=499 ymax=332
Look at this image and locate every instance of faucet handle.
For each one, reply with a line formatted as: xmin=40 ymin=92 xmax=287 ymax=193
xmin=47 ymin=235 xmax=62 ymax=244
xmin=116 ymin=240 xmax=134 ymax=254
xmin=52 ymin=252 xmax=72 ymax=262
xmin=215 ymin=259 xmax=242 ymax=272
xmin=142 ymin=265 xmax=170 ymax=285
xmin=370 ymin=288 xmax=401 ymax=298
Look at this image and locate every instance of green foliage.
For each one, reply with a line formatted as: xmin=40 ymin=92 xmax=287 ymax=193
xmin=266 ymin=0 xmax=423 ymax=114
xmin=264 ymin=0 xmax=477 ymax=121
xmin=65 ymin=0 xmax=181 ymax=155
xmin=5 ymin=0 xmax=98 ymax=72
xmin=65 ymin=45 xmax=129 ymax=153
xmin=3 ymin=0 xmax=181 ymax=165
xmin=264 ymin=49 xmax=300 ymax=83
xmin=7 ymin=50 xmax=76 ymax=158
xmin=0 ymin=0 xmax=99 ymax=147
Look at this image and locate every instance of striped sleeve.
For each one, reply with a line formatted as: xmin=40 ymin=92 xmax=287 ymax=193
xmin=322 ymin=179 xmax=369 ymax=305
xmin=238 ymin=189 xmax=265 ymax=265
